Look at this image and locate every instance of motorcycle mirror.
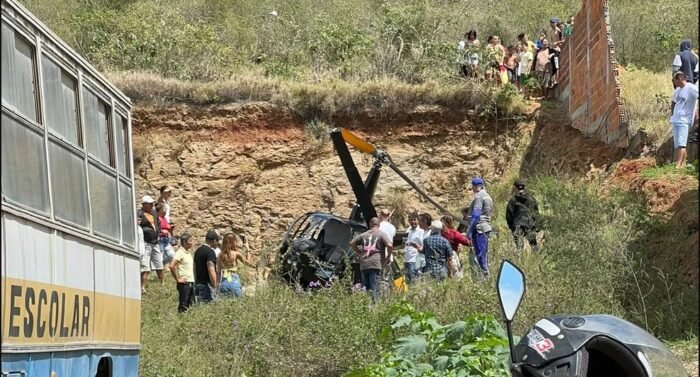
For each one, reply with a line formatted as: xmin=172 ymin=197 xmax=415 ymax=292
xmin=497 ymin=259 xmax=526 ymax=365
xmin=497 ymin=260 xmax=526 ymax=321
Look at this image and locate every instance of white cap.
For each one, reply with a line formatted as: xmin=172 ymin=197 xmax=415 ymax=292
xmin=142 ymin=195 xmax=155 ymax=204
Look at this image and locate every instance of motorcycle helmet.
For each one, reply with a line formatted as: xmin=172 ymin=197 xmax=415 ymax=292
xmin=513 ymin=314 xmax=686 ymax=377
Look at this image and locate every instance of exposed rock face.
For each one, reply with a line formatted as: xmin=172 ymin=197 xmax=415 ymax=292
xmin=132 ymin=102 xmax=524 ymax=260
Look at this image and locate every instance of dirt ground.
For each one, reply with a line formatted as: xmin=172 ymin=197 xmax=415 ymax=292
xmin=609 ymin=158 xmax=699 ymax=287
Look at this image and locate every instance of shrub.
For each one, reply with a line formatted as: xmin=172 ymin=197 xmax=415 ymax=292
xmin=305 ymin=118 xmax=332 ymax=144
xmin=345 ymin=302 xmax=510 ymax=377
xmin=620 ymin=68 xmax=675 ymax=144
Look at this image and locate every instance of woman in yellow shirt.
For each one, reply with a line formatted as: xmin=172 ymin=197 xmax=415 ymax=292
xmin=217 ymin=233 xmax=255 ymax=298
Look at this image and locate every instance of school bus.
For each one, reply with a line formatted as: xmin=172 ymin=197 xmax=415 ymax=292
xmin=1 ymin=0 xmax=140 ymax=375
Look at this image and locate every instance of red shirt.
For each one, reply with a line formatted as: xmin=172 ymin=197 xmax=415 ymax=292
xmin=159 ymin=216 xmax=171 ymax=237
xmin=442 ymin=228 xmax=470 ymax=253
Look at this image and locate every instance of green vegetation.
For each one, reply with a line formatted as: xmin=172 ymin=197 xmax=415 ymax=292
xmin=346 ymin=303 xmax=510 ymax=377
xmin=107 ymin=71 xmax=526 ymax=122
xmin=620 ymin=67 xmax=675 ymax=144
xmin=139 ymin=176 xmax=697 ymax=376
xmin=20 ymin=0 xmax=698 ymax=83
xmin=640 ymin=162 xmax=698 ymax=179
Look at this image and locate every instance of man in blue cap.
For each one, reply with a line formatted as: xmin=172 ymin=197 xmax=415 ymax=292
xmin=466 ymin=177 xmax=493 ymax=276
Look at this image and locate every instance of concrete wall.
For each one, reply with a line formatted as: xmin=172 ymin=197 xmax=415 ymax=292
xmin=557 ymin=0 xmax=629 ymax=148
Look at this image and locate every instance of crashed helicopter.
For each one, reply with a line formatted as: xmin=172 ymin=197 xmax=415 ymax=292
xmin=278 ymin=128 xmax=471 ymax=289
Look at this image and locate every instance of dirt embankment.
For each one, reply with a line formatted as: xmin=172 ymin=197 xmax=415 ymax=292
xmin=132 ymin=102 xmax=524 ymax=259
xmin=609 ymin=158 xmax=699 ymax=286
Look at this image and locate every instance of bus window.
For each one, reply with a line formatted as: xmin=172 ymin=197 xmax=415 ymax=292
xmin=115 ymin=113 xmax=130 ymax=177
xmin=83 ymin=89 xmax=113 ymax=167
xmin=1 ymin=113 xmax=50 ymax=213
xmin=42 ymin=55 xmax=80 ymax=145
xmin=119 ymin=180 xmax=135 ymax=246
xmin=88 ymin=163 xmax=119 ymax=240
xmin=49 ymin=140 xmax=89 ymax=226
xmin=1 ymin=22 xmax=38 ymax=122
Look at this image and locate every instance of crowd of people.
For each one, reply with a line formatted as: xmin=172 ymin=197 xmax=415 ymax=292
xmin=349 ymin=177 xmax=540 ymax=302
xmin=135 ymin=177 xmax=541 ymax=308
xmin=457 ymin=16 xmax=574 ymax=97
xmin=136 ymin=185 xmax=256 ymax=313
xmin=456 ymin=18 xmax=698 ymax=169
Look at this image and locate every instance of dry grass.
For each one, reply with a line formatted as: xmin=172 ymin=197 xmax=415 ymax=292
xmin=107 ymin=71 xmax=522 ymax=122
xmin=667 ymin=337 xmax=699 ymax=377
xmin=620 ymin=68 xmax=675 ymax=145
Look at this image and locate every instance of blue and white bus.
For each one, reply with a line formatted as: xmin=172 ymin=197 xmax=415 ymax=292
xmin=1 ymin=0 xmax=140 ymax=375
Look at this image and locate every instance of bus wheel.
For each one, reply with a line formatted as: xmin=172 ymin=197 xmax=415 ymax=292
xmin=95 ymin=357 xmax=112 ymax=377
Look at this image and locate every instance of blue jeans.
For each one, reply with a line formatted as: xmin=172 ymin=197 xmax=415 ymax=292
xmin=426 ymin=264 xmax=448 ymax=281
xmin=159 ymin=237 xmax=174 ymax=265
xmin=219 ymin=274 xmax=242 ymax=298
xmin=472 ymin=231 xmax=490 ymax=276
xmin=195 ymin=283 xmax=213 ymax=303
xmin=362 ymin=269 xmax=380 ymax=302
xmin=404 ymin=262 xmax=416 ymax=285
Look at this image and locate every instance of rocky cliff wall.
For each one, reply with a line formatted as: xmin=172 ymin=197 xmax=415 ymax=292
xmin=132 ymin=102 xmax=524 ymax=260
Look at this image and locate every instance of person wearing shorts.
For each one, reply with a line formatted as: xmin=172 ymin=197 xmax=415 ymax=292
xmin=535 ymin=39 xmax=554 ymax=98
xmin=156 ymin=202 xmax=175 ymax=267
xmin=138 ymin=195 xmax=161 ymax=291
xmin=670 ymin=71 xmax=699 ymax=168
xmin=137 ymin=212 xmax=149 ymax=293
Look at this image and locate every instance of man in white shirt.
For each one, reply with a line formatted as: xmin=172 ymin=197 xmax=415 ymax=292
xmin=404 ymin=213 xmax=424 ymax=284
xmin=414 ymin=212 xmax=433 ymax=274
xmin=670 ymin=71 xmax=699 ymax=168
xmin=379 ymin=209 xmax=396 ymax=261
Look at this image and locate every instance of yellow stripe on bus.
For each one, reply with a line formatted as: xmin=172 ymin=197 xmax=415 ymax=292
xmin=1 ymin=278 xmax=140 ymax=346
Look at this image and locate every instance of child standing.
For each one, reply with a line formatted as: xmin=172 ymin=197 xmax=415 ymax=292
xmin=535 ymin=31 xmax=546 ymax=50
xmin=505 ymin=45 xmax=519 ymax=85
xmin=517 ymin=43 xmax=533 ymax=91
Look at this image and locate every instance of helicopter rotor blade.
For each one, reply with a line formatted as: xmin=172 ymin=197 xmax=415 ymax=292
xmin=385 ymin=160 xmax=469 ymax=227
xmin=339 ymin=128 xmax=377 ymax=155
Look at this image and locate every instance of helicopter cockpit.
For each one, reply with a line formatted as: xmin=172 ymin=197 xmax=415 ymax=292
xmin=279 ymin=212 xmax=368 ymax=287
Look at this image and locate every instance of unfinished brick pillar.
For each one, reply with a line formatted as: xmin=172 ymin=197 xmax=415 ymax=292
xmin=557 ymin=0 xmax=629 ymax=148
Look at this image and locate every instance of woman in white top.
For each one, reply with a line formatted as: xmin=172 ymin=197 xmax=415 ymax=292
xmin=459 ymin=29 xmax=481 ymax=78
xmin=157 ymin=185 xmax=172 ymax=223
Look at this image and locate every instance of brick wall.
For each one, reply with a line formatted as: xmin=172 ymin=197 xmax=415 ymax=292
xmin=557 ymin=0 xmax=629 ymax=148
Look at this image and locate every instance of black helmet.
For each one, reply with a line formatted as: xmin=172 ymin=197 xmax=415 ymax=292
xmin=495 ymin=260 xmax=686 ymax=377
xmin=514 ymin=315 xmax=686 ymax=377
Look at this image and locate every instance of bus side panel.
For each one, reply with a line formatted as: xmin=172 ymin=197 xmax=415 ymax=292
xmin=51 ymin=350 xmax=91 ymax=377
xmin=94 ymin=247 xmax=126 ymax=343
xmin=1 ymin=350 xmax=139 ymax=377
xmin=124 ymin=256 xmax=142 ymax=344
xmin=28 ymin=353 xmax=52 ymax=376
xmin=95 ymin=351 xmax=140 ymax=377
xmin=0 ymin=353 xmax=28 ymax=375
xmin=1 ymin=213 xmax=7 ymax=344
xmin=1 ymin=212 xmax=139 ymax=349
xmin=1 ymin=214 xmax=67 ymax=345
